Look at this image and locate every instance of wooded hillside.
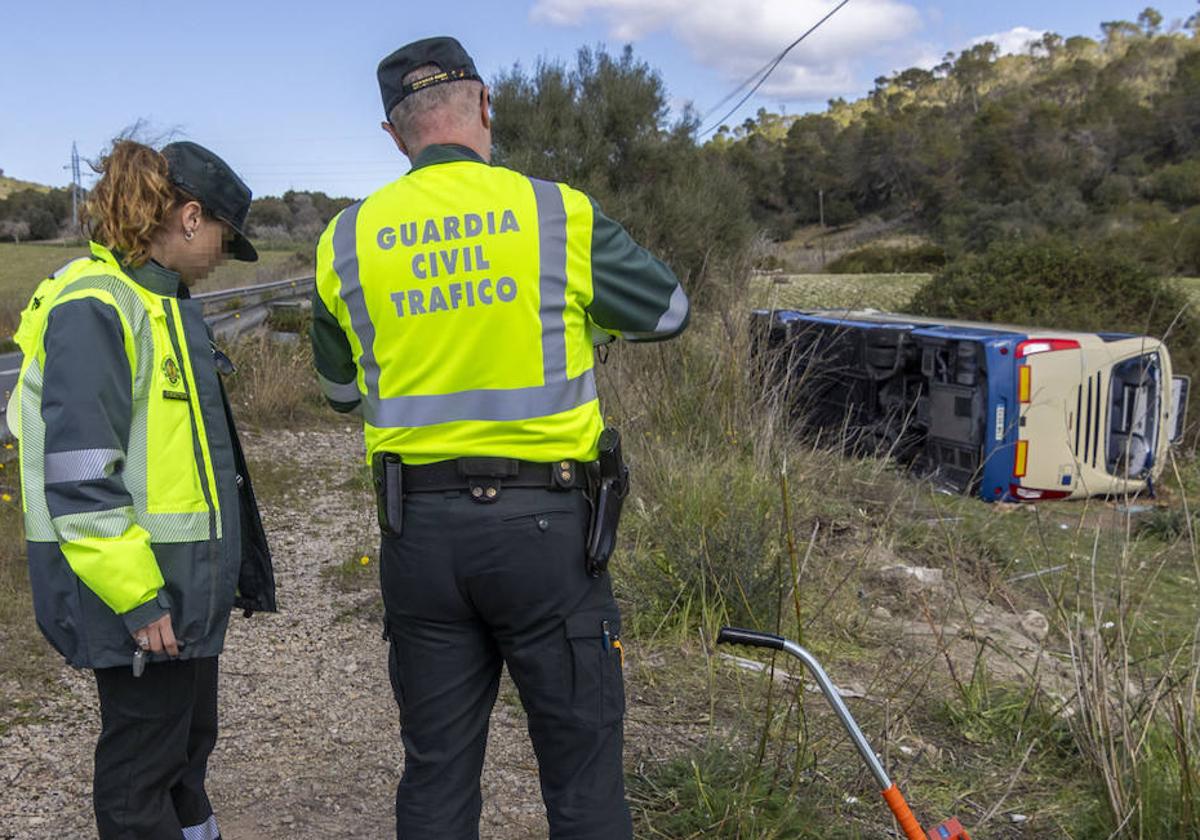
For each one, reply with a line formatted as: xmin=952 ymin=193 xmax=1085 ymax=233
xmin=717 ymin=8 xmax=1200 ymax=271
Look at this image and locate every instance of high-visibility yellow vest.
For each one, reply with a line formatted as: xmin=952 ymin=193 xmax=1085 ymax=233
xmin=15 ymin=242 xmax=222 ymax=615
xmin=315 ymin=160 xmax=605 ymax=465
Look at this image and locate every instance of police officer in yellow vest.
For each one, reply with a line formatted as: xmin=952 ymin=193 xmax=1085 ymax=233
xmin=12 ymin=140 xmax=275 ymax=839
xmin=311 ymin=36 xmax=688 ymax=840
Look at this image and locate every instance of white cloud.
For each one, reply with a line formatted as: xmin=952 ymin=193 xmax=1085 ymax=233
xmin=529 ymin=0 xmax=924 ymax=100
xmin=970 ymin=26 xmax=1046 ymax=56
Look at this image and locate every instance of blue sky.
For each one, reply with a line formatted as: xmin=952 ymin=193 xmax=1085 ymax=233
xmin=1 ymin=1 xmax=1196 ymax=198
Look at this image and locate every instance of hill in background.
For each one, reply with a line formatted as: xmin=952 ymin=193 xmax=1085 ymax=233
xmin=716 ymin=8 xmax=1200 ymax=273
xmin=0 ymin=174 xmax=51 ymax=201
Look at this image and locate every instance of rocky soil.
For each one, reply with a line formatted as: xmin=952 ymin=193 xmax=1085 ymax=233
xmin=0 ymin=426 xmax=1072 ymax=839
xmin=0 ymin=427 xmax=706 ymax=840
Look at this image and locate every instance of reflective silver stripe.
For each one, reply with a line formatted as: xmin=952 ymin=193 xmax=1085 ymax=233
xmin=318 ymin=372 xmax=361 ymax=403
xmin=623 ymin=283 xmax=689 ymax=340
xmin=44 ymin=448 xmax=124 ymax=484
xmin=655 ymin=284 xmax=689 ymax=333
xmin=365 ymin=375 xmax=596 ymax=425
xmin=529 ymin=178 xmax=569 ymax=383
xmin=53 ymin=507 xmax=137 ymax=541
xmin=138 ymin=511 xmax=213 ymax=544
xmin=19 ymin=359 xmax=56 ymax=542
xmin=332 ymin=201 xmax=377 ymax=396
xmin=336 ymin=184 xmax=597 ymax=429
xmin=52 ymin=257 xmax=87 ymax=279
xmin=181 ymin=814 xmax=220 ymax=840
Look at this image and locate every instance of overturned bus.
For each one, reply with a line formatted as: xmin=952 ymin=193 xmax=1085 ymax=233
xmin=752 ymin=309 xmax=1190 ymax=503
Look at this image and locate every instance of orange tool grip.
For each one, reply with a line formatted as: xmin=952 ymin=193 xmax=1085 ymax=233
xmin=881 ymin=784 xmax=927 ymax=840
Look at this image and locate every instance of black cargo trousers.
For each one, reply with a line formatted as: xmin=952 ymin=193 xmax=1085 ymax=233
xmin=379 ymin=483 xmax=632 ymax=840
xmin=92 ymin=657 xmax=220 ymax=839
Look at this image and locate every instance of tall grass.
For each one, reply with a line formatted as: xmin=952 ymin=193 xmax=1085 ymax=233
xmin=221 ymin=333 xmax=326 ymax=427
xmin=1051 ymin=496 xmax=1200 ymax=838
xmin=610 ymin=255 xmax=1200 ymax=836
xmin=0 ymin=456 xmax=53 ymax=732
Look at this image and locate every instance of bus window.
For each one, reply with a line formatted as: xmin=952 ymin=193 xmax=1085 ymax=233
xmin=1107 ymin=352 xmax=1160 ymax=479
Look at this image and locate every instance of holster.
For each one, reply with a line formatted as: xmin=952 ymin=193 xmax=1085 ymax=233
xmin=585 ymin=428 xmax=630 ymax=578
xmin=373 ymin=452 xmax=404 ymax=537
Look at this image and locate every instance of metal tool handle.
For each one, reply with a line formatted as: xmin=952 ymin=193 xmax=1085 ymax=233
xmin=716 ymin=626 xmax=786 ymax=650
xmin=716 ymin=626 xmax=892 ymax=792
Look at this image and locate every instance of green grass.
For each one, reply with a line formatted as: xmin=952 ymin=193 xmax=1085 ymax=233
xmin=0 ymin=241 xmax=308 ymax=339
xmin=320 ymin=549 xmax=379 ymax=593
xmin=0 ymin=463 xmax=57 ymax=734
xmin=749 ymin=273 xmax=933 ymax=311
xmin=631 ymin=743 xmax=831 ymax=839
xmin=752 ymin=273 xmax=1200 ymax=319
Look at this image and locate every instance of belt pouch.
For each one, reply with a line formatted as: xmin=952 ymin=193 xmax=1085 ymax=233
xmin=373 ymin=452 xmax=404 ymax=536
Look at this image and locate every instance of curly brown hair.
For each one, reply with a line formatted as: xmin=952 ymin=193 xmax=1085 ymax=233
xmin=84 ymin=140 xmax=197 ymax=267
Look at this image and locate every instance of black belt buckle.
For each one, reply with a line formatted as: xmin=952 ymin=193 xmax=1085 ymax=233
xmin=457 ymin=457 xmax=517 ymax=503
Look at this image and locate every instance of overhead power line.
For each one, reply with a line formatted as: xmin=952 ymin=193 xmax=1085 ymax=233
xmin=699 ymin=0 xmax=852 ymax=138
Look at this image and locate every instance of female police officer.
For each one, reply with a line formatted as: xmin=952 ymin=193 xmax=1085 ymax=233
xmin=10 ymin=138 xmax=274 ymax=839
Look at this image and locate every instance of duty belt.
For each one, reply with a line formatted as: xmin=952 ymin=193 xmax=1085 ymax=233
xmin=402 ymin=457 xmax=589 ymax=500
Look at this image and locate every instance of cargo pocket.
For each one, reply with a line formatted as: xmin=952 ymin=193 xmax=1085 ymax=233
xmin=564 ymin=606 xmax=625 ymax=727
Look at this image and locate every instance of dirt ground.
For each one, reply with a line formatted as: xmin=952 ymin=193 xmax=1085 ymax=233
xmin=0 ymin=427 xmax=711 ymax=840
xmin=0 ymin=423 xmax=1091 ymax=839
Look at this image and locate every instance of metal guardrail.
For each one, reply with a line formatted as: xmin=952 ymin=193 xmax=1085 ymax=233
xmin=0 ymin=275 xmax=316 ymax=441
xmin=195 ymin=275 xmax=315 ymax=309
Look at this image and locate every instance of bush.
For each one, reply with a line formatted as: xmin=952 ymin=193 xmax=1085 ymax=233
xmin=1145 ymin=158 xmax=1200 ymax=208
xmin=26 ymin=209 xmax=58 ymax=241
xmin=908 ymin=237 xmax=1199 ymax=383
xmin=825 ymin=243 xmax=946 ymax=273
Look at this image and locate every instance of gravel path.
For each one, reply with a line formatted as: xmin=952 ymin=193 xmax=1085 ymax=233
xmin=0 ymin=426 xmax=590 ymax=839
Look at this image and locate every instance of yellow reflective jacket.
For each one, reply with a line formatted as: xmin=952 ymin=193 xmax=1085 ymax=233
xmin=312 ymin=144 xmax=689 ymax=464
xmin=14 ymin=242 xmax=274 ymax=668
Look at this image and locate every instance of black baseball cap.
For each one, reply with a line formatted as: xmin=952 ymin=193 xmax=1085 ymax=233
xmin=377 ymin=36 xmax=482 ymax=117
xmin=161 ymin=141 xmax=257 ymax=262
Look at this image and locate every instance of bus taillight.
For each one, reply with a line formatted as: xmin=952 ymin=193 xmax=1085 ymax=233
xmin=1009 ymin=484 xmax=1071 ymax=501
xmin=1016 ymin=339 xmax=1081 ymax=358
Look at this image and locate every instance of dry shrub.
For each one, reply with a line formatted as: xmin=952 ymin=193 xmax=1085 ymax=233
xmin=222 ymin=334 xmax=325 ymax=427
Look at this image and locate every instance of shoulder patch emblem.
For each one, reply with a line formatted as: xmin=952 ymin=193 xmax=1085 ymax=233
xmin=162 ymin=357 xmax=181 ymax=386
